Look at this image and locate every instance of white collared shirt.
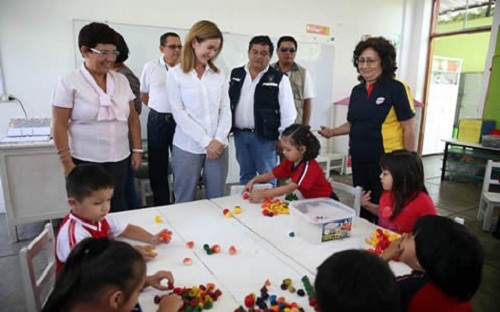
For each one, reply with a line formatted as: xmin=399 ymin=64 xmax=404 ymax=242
xmin=56 ymin=212 xmax=127 ymax=265
xmin=140 ymin=57 xmax=172 ymax=113
xmin=167 ymin=65 xmax=232 ymax=154
xmin=233 ymin=64 xmax=296 ymax=132
xmin=51 ymin=65 xmax=134 ymax=162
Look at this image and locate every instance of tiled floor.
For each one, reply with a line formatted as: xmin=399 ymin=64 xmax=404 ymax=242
xmin=0 ymin=155 xmax=498 ymax=311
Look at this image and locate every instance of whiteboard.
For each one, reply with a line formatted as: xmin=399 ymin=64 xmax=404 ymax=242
xmin=72 ymin=19 xmax=334 ymax=137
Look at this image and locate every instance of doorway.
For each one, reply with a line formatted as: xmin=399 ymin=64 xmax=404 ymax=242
xmin=421 ymin=0 xmax=495 ymax=155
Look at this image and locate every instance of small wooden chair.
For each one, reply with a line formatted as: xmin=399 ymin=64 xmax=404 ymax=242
xmin=477 ymin=160 xmax=500 ymax=231
xmin=19 ymin=223 xmax=56 ymax=311
xmin=331 ymin=180 xmax=363 ymax=217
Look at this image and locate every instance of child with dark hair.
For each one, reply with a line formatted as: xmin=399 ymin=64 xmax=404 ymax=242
xmin=244 ymin=124 xmax=336 ymax=202
xmin=315 ymin=249 xmax=399 ymax=312
xmin=56 ymin=164 xmax=172 ymax=273
xmin=381 ymin=215 xmax=484 ymax=312
xmin=43 ymin=238 xmax=183 ymax=312
xmin=362 ymin=149 xmax=436 ymax=233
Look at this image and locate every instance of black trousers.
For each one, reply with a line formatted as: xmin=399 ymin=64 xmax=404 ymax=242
xmin=351 ymin=157 xmax=382 ymax=224
xmin=73 ymin=157 xmax=129 ymax=212
xmin=147 ymin=109 xmax=176 ymax=205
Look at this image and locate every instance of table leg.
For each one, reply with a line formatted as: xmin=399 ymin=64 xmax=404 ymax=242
xmin=441 ymin=142 xmax=449 ymax=181
xmin=7 ymin=219 xmax=19 ymax=242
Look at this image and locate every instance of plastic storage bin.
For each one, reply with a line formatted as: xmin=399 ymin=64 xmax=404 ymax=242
xmin=290 ymin=198 xmax=354 ymax=243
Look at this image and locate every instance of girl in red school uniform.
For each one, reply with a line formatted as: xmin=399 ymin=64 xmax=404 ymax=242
xmin=244 ymin=124 xmax=337 ymax=202
xmin=362 ymin=149 xmax=437 ymax=233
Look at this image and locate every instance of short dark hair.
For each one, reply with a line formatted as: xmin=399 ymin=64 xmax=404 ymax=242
xmin=277 ymin=35 xmax=298 ymax=50
xmin=282 ymin=124 xmax=320 ymax=161
xmin=353 ymin=36 xmax=397 ymax=82
xmin=248 ymin=35 xmax=274 ymax=57
xmin=114 ymin=32 xmax=129 ymax=63
xmin=42 ymin=238 xmax=146 ymax=312
xmin=379 ymin=150 xmax=427 ymax=219
xmin=315 ymin=249 xmax=399 ymax=312
xmin=66 ymin=164 xmax=114 ymax=202
xmin=413 ymin=215 xmax=484 ymax=301
xmin=78 ymin=22 xmax=117 ymax=50
xmin=160 ymin=32 xmax=180 ymax=46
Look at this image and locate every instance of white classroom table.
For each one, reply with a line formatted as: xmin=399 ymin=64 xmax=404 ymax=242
xmin=111 ymin=197 xmax=411 ymax=312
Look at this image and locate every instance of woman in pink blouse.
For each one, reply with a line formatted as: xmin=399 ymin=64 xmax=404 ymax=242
xmin=51 ymin=22 xmax=142 ymax=212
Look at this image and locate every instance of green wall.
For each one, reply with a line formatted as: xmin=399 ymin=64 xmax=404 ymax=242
xmin=433 ymin=33 xmax=490 ymax=72
xmin=434 ymin=17 xmax=492 ymax=72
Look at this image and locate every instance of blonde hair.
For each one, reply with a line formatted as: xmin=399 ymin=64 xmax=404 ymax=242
xmin=181 ymin=20 xmax=223 ymax=73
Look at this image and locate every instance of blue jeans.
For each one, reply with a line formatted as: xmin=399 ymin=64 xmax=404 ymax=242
xmin=147 ymin=109 xmax=176 ymax=205
xmin=233 ymin=130 xmax=277 ymax=185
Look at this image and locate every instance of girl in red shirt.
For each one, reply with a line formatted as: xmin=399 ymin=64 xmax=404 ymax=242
xmin=244 ymin=124 xmax=336 ymax=202
xmin=362 ymin=149 xmax=437 ymax=233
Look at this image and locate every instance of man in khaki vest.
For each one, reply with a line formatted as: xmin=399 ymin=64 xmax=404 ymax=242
xmin=272 ymin=36 xmax=315 ymax=125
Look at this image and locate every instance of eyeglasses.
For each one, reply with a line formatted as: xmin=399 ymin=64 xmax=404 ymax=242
xmin=356 ymin=57 xmax=380 ymax=66
xmin=164 ymin=44 xmax=183 ymax=50
xmin=90 ymin=48 xmax=120 ymax=58
xmin=279 ymin=48 xmax=296 ymax=53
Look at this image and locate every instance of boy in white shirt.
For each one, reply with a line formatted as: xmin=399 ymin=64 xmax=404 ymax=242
xmin=56 ymin=164 xmax=171 ymax=273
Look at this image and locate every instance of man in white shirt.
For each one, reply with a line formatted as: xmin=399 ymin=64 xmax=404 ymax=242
xmin=140 ymin=32 xmax=181 ymax=205
xmin=228 ymin=35 xmax=296 ymax=185
xmin=272 ymin=35 xmax=315 ymax=125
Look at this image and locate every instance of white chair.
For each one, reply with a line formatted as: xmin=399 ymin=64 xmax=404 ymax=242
xmin=19 ymin=223 xmax=56 ymax=312
xmin=477 ymin=160 xmax=500 ymax=231
xmin=315 ymin=132 xmax=345 ymax=176
xmin=331 ymin=180 xmax=363 ymax=217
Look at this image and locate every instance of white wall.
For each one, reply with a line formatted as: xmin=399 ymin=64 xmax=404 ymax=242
xmin=0 ymin=0 xmax=412 ymax=135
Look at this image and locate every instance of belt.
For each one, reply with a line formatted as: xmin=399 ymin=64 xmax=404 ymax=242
xmin=149 ymin=109 xmax=174 ymax=121
xmin=236 ymin=128 xmax=255 ymax=133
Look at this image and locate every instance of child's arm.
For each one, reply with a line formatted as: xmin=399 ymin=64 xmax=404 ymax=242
xmin=249 ymin=182 xmax=299 ymax=203
xmin=120 ymin=224 xmax=172 ymax=245
xmin=244 ymin=171 xmax=275 ymax=192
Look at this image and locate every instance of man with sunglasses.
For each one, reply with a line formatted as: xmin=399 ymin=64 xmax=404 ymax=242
xmin=139 ymin=32 xmax=182 ymax=205
xmin=272 ymin=36 xmax=315 ymax=125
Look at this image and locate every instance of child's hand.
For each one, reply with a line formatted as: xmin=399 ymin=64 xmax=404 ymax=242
xmin=380 ymin=236 xmax=403 ymax=261
xmin=151 ymin=229 xmax=173 ymax=245
xmin=243 ymin=181 xmax=254 ymax=193
xmin=249 ymin=189 xmax=267 ymax=203
xmin=158 ymin=294 xmax=184 ymax=312
xmin=134 ymin=244 xmax=158 ymax=261
xmin=361 ymin=190 xmax=372 ymax=208
xmin=145 ymin=270 xmax=175 ymax=290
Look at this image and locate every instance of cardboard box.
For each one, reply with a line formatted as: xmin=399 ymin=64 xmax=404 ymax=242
xmin=458 ymin=119 xmax=496 ymax=143
xmin=290 ymin=198 xmax=354 ymax=244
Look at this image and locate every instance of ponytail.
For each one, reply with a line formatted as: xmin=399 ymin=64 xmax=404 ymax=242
xmin=282 ymin=124 xmax=321 ymax=160
xmin=43 ymin=238 xmax=145 ymax=311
